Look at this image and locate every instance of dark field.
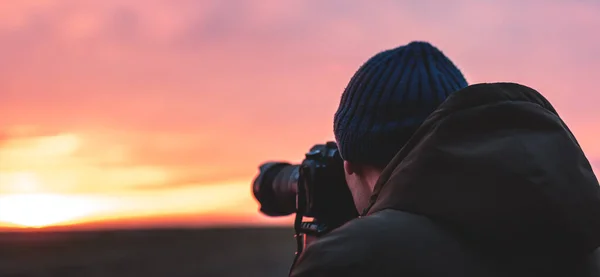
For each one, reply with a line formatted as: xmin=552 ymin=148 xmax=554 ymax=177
xmin=0 ymin=227 xmax=297 ymax=277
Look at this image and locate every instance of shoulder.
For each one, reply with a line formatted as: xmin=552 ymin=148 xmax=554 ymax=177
xmin=290 ymin=210 xmax=447 ymax=277
xmin=289 ymin=214 xmax=378 ymax=277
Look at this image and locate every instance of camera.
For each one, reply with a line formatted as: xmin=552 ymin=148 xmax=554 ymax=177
xmin=252 ymin=141 xmax=359 ymax=235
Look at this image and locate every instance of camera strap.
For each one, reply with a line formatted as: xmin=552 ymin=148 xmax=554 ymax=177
xmin=289 ymin=170 xmax=307 ymax=275
xmin=298 ymin=221 xmax=330 ymax=236
xmin=289 ymin=161 xmax=336 ymax=275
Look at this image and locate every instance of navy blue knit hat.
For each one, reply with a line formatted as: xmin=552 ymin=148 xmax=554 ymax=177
xmin=334 ymin=41 xmax=468 ymax=167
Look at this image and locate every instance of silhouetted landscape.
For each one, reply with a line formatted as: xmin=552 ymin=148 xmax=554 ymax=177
xmin=0 ymin=227 xmax=296 ymax=277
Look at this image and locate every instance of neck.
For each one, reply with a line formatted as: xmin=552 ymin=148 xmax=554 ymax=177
xmin=362 ymin=166 xmax=383 ymax=193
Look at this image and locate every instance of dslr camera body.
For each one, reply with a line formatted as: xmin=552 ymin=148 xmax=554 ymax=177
xmin=252 ymin=141 xmax=358 ymax=248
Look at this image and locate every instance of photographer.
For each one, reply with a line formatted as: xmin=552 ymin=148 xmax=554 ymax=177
xmin=255 ymin=42 xmax=600 ymax=276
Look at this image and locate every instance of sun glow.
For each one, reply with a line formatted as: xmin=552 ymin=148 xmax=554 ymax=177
xmin=0 ymin=130 xmax=285 ymax=229
xmin=1 ymin=171 xmax=41 ymax=193
xmin=0 ymin=194 xmax=106 ymax=228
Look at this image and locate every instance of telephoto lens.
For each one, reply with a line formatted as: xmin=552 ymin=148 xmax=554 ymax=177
xmin=252 ymin=162 xmax=300 ymax=217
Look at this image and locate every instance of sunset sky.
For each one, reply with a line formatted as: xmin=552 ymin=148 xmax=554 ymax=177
xmin=1 ymin=0 xmax=599 ymax=229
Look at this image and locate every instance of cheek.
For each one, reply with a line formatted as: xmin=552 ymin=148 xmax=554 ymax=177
xmin=344 ymin=174 xmax=370 ymax=211
xmin=344 ymin=173 xmax=360 ymax=196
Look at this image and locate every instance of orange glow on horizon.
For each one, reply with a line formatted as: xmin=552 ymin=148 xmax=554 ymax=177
xmin=0 ymin=193 xmax=109 ymax=227
xmin=0 ymin=130 xmax=283 ymax=229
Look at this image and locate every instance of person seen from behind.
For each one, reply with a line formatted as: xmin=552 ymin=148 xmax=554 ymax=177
xmin=290 ymin=41 xmax=600 ymax=277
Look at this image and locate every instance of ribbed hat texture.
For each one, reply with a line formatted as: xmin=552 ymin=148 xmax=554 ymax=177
xmin=334 ymin=41 xmax=468 ymax=166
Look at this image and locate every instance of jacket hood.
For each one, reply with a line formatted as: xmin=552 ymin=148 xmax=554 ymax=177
xmin=364 ymin=82 xmax=600 ymax=255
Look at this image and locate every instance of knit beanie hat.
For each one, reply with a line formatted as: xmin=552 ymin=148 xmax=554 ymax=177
xmin=334 ymin=41 xmax=468 ymax=167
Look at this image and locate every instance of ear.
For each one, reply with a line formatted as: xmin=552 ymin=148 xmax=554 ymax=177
xmin=344 ymin=160 xmax=356 ymax=175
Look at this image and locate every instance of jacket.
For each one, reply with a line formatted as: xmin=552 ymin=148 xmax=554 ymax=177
xmin=290 ymin=82 xmax=600 ymax=277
